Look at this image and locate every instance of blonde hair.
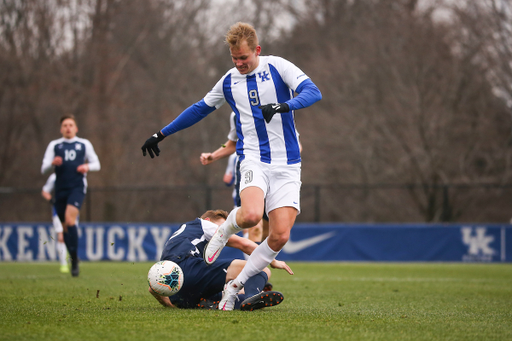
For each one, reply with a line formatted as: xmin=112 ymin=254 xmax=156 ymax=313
xmin=201 ymin=209 xmax=229 ymax=223
xmin=225 ymin=22 xmax=259 ymax=51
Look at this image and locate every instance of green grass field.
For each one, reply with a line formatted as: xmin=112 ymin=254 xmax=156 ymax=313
xmin=1 ymin=262 xmax=511 ymax=340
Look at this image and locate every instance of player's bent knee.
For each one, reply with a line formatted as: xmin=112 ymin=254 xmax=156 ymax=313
xmin=240 ymin=211 xmax=262 ymax=227
xmin=268 ymin=233 xmax=290 ymax=251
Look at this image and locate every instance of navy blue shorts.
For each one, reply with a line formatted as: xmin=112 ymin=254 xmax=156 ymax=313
xmin=54 ymin=187 xmax=85 ymax=222
xmin=169 ymin=257 xmax=233 ymax=309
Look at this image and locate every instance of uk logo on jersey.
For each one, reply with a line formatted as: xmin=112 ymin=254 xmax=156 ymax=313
xmin=461 ymin=227 xmax=496 ymax=262
xmin=258 ymin=71 xmax=270 ymax=82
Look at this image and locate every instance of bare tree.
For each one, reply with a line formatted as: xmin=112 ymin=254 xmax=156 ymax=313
xmin=1 ymin=0 xmax=511 ymax=223
xmin=278 ymin=0 xmax=511 ymax=221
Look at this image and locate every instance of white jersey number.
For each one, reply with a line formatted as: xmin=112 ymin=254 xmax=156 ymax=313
xmin=64 ymin=149 xmax=77 ymax=161
xmin=249 ymin=89 xmax=259 ymax=106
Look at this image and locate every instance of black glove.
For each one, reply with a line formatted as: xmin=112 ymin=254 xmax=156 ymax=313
xmin=141 ymin=131 xmax=166 ymax=158
xmin=259 ymin=103 xmax=290 ymax=123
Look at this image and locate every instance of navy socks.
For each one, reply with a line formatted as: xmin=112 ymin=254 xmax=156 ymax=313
xmin=64 ymin=225 xmax=78 ymax=262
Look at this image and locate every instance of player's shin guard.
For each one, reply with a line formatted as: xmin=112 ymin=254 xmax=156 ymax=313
xmin=235 ymin=239 xmax=279 ymax=287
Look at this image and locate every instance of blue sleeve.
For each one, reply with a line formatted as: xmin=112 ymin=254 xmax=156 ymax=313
xmin=285 ymin=79 xmax=322 ymax=110
xmin=161 ymin=99 xmax=216 ymax=136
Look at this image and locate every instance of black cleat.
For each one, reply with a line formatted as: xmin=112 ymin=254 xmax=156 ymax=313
xmin=71 ymin=258 xmax=79 ymax=277
xmin=196 ymin=298 xmax=219 ymax=310
xmin=240 ymin=291 xmax=284 ymax=311
xmin=263 ymin=282 xmax=273 ymax=292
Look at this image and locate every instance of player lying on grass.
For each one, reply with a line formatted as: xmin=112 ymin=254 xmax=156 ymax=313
xmin=148 ymin=209 xmax=293 ymax=310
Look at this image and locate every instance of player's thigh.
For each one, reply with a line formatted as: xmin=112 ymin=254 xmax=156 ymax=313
xmin=65 ymin=204 xmax=80 ymax=224
xmin=239 ymin=186 xmax=265 ymax=217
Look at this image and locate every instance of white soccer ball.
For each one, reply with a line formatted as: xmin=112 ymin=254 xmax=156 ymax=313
xmin=147 ymin=260 xmax=184 ymax=296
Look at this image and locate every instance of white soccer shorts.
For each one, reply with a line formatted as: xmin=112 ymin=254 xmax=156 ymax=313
xmin=239 ymin=158 xmax=301 ymax=214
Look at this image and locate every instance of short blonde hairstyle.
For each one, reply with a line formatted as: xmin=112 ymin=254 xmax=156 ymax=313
xmin=225 ymin=22 xmax=259 ymax=51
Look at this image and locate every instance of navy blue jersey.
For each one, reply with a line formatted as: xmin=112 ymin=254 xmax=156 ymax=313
xmin=41 ymin=137 xmax=100 ymax=192
xmin=160 ymin=218 xmax=217 ymax=263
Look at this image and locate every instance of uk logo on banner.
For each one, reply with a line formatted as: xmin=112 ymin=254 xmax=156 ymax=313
xmin=461 ymin=227 xmax=496 ymax=262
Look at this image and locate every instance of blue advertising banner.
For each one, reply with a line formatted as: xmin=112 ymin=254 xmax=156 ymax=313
xmin=0 ymin=223 xmax=510 ymax=262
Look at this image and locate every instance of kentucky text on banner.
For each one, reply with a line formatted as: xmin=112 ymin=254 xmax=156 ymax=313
xmin=0 ymin=223 xmax=510 ymax=262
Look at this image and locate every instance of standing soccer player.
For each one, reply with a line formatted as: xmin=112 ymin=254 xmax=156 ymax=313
xmin=41 ymin=115 xmax=100 ymax=277
xmin=141 ymin=22 xmax=321 ymax=310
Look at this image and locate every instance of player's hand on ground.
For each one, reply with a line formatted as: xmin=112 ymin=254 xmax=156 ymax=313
xmin=200 ymin=153 xmax=214 ymax=165
xmin=142 ymin=131 xmax=166 ymax=158
xmin=76 ymin=164 xmax=89 ymax=174
xmin=259 ymin=103 xmax=290 ymax=123
xmin=270 ymin=259 xmax=294 ymax=275
xmin=52 ymin=156 xmax=63 ymax=166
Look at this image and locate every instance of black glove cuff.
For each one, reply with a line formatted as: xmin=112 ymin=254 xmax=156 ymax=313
xmin=280 ymin=103 xmax=290 ymax=112
xmin=156 ymin=131 xmax=166 ymax=141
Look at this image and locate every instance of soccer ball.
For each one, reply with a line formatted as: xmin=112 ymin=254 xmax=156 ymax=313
xmin=147 ymin=260 xmax=184 ymax=296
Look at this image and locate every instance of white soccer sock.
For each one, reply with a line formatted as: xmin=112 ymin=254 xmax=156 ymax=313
xmin=233 ymin=238 xmax=279 ymax=287
xmin=57 ymin=242 xmax=67 ymax=266
xmin=223 ymin=207 xmax=242 ymax=236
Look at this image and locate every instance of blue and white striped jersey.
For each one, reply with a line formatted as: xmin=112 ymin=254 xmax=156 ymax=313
xmin=41 ymin=137 xmax=100 ymax=192
xmin=205 ymin=56 xmax=308 ymax=165
xmin=161 ymin=55 xmax=321 ymax=165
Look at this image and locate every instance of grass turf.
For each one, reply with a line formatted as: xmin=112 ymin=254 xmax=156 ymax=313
xmin=0 ymin=262 xmax=511 ymax=340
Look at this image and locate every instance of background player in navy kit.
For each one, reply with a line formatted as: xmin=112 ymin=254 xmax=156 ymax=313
xmin=141 ymin=22 xmax=321 ymax=310
xmin=148 ymin=209 xmax=293 ymax=310
xmin=41 ymin=115 xmax=100 ymax=277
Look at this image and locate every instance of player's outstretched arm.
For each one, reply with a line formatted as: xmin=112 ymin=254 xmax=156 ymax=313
xmin=226 ymin=235 xmax=294 ymax=275
xmin=142 ymin=100 xmax=216 ymax=159
xmin=200 ymin=139 xmax=236 ymax=165
xmin=226 ymin=234 xmax=258 ymax=255
xmin=148 ymin=286 xmax=176 ymax=308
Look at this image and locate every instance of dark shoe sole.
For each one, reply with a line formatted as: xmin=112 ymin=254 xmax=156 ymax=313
xmin=240 ymin=291 xmax=283 ymax=311
xmin=196 ymin=298 xmax=219 ymax=310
